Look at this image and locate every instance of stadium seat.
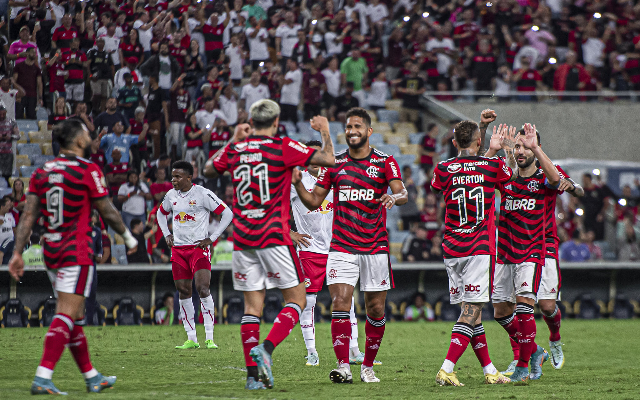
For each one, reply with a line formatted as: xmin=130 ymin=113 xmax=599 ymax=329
xmin=435 ymin=295 xmax=459 ymax=321
xmin=111 ymin=244 xmax=128 ymax=264
xmin=113 ymin=297 xmax=144 ymax=326
xmin=336 ymin=134 xmax=346 ymax=144
xmin=409 ymin=133 xmax=424 ymax=145
xmin=573 ymin=294 xmax=606 ymax=319
xmin=15 ymin=155 xmax=31 ymax=169
xmin=377 ymin=109 xmax=399 ymax=125
xmin=40 ymin=143 xmax=53 ymax=156
xmin=20 ymin=166 xmax=37 ymax=178
xmin=262 ymin=295 xmax=283 ymax=323
xmin=366 ymin=111 xmax=377 ymax=122
xmin=329 ymin=122 xmax=344 ymax=136
xmin=375 ymin=144 xmax=401 ymax=156
xmin=389 ymin=242 xmax=402 ymax=261
xmin=223 ymin=296 xmax=244 ymax=324
xmin=0 ymin=298 xmax=32 ymax=328
xmin=17 ymin=131 xmax=28 ymax=143
xmin=38 ymin=297 xmax=57 ymax=327
xmin=90 ymin=305 xmax=108 ymax=326
xmin=37 ymin=107 xmax=49 ymax=122
xmin=608 ymin=296 xmax=639 ymax=319
xmin=38 ymin=121 xmax=48 ymax=132
xmin=369 ymin=133 xmax=384 ymax=145
xmin=394 ymin=122 xmax=419 ymax=134
xmin=32 ymin=155 xmax=54 ymax=167
xmin=0 ymin=177 xmax=7 ymax=188
xmin=17 ymin=120 xmax=39 ymax=132
xmin=396 ymin=154 xmax=417 ymax=167
xmin=385 ymin=135 xmax=407 ymax=147
xmin=400 ymin=144 xmax=421 ymax=156
xmin=371 ymin=122 xmax=392 ymax=134
xmin=17 ymin=143 xmax=42 ymax=157
xmin=29 ymin=131 xmax=51 ymax=143
xmin=384 ymin=100 xmax=402 ymax=111
xmin=389 ymin=230 xmax=410 ymax=243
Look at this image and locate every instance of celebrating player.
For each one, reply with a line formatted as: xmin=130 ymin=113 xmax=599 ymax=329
xmin=293 ymin=107 xmax=407 ymax=384
xmin=8 ymin=119 xmax=138 ymax=395
xmin=203 ymin=99 xmax=336 ymax=390
xmin=290 ymin=141 xmax=377 ymax=367
xmin=156 ymin=161 xmax=233 ymax=350
xmin=431 ymin=120 xmax=514 ymax=386
xmin=486 ymin=123 xmax=560 ymax=382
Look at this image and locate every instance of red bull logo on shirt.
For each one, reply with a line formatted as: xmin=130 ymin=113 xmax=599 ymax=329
xmin=174 ymin=212 xmax=196 ymax=223
xmin=309 ymin=199 xmax=333 ymax=214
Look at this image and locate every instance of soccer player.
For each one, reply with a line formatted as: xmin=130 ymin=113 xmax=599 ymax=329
xmin=292 ymin=107 xmax=408 ymax=384
xmin=203 ymin=99 xmax=336 ymax=390
xmin=8 ymin=119 xmax=138 ymax=395
xmin=290 ymin=140 xmax=376 ymax=367
xmin=156 ymin=160 xmax=233 ymax=350
xmin=486 ymin=123 xmax=560 ymax=382
xmin=431 ymin=120 xmax=514 ymax=387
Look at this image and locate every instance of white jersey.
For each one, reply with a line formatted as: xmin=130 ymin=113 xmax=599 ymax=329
xmin=290 ymin=170 xmax=333 ymax=255
xmin=159 ymin=185 xmax=227 ymax=247
xmin=0 ymin=212 xmax=15 ymax=247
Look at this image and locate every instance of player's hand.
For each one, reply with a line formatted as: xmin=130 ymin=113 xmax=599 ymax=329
xmin=500 ymin=125 xmax=518 ymax=152
xmin=521 ymin=123 xmax=538 ymax=150
xmin=377 ymin=194 xmax=397 ymax=209
xmin=166 ymin=234 xmax=174 ymax=247
xmin=8 ymin=253 xmax=24 ymax=280
xmin=233 ymin=123 xmax=253 ymax=142
xmin=290 ymin=231 xmax=312 ymax=248
xmin=195 ymin=238 xmax=213 ymax=249
xmin=310 ymin=115 xmax=329 ymax=133
xmin=489 ymin=125 xmax=503 ymax=152
xmin=558 ymin=179 xmax=575 ymax=192
xmin=291 ymin=168 xmax=302 ymax=185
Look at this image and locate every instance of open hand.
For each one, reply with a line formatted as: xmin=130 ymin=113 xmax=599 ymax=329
xmin=521 ymin=123 xmax=538 ymax=150
xmin=290 ymin=231 xmax=312 ymax=248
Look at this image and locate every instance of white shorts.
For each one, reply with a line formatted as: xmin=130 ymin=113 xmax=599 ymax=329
xmin=232 ymin=245 xmax=304 ymax=291
xmin=46 ymin=265 xmax=95 ymax=298
xmin=538 ymin=258 xmax=561 ymax=300
xmin=444 ymin=255 xmax=492 ymax=304
xmin=492 ymin=262 xmax=540 ymax=304
xmin=64 ymin=83 xmax=85 ymax=102
xmin=168 ymin=122 xmax=185 ymax=148
xmin=326 ymin=252 xmax=392 ymax=292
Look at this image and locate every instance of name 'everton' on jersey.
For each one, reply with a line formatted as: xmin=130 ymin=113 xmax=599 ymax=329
xmin=431 ymin=155 xmax=513 ymax=259
xmin=498 ymin=169 xmax=552 ymax=265
xmin=316 ymin=148 xmax=402 ymax=255
xmin=213 ymin=135 xmax=316 ymax=250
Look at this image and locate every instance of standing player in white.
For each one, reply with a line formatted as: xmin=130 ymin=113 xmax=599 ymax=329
xmin=290 ymin=141 xmax=376 ymax=367
xmin=157 ymin=161 xmax=232 ymax=350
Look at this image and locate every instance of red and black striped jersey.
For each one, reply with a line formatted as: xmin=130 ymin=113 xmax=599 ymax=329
xmin=203 ymin=23 xmax=224 ymax=51
xmin=497 ymin=169 xmax=553 ymax=265
xmin=431 ymin=156 xmax=513 ymax=258
xmin=213 ymin=135 xmax=316 ymax=250
xmin=28 ymin=155 xmax=109 ymax=269
xmin=544 ymin=165 xmax=570 ymax=260
xmin=316 ymin=148 xmax=402 ymax=255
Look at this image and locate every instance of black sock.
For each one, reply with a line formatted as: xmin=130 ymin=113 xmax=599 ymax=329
xmin=247 ymin=366 xmax=258 ymax=380
xmin=263 ymin=340 xmax=275 ymax=356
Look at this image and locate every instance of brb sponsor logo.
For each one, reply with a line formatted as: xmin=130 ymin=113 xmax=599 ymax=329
xmin=267 ymin=272 xmax=280 ymax=279
xmin=505 ymin=198 xmax=536 ymax=211
xmin=174 ymin=212 xmax=196 ymax=223
xmin=234 ymin=272 xmax=247 ymax=281
xmin=339 ymin=188 xmax=375 ymax=201
xmin=464 ymin=284 xmax=480 ymax=292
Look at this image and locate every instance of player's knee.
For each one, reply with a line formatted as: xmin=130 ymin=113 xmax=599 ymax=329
xmin=366 ymin=303 xmax=385 ymax=319
xmin=331 ymin=295 xmax=350 ymax=312
xmin=539 ymin=301 xmax=556 ymax=316
xmin=197 ymin=287 xmax=210 ymax=298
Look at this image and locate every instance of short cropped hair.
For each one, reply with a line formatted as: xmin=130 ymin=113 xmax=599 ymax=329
xmin=52 ymin=119 xmax=87 ymax=150
xmin=172 ymin=160 xmax=194 ymax=176
xmin=250 ymin=99 xmax=280 ymax=130
xmin=345 ymin=107 xmax=371 ymax=128
xmin=453 ymin=120 xmax=479 ymax=149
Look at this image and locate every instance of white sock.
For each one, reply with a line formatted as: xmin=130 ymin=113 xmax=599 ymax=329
xmin=35 ymin=366 xmax=53 ymax=380
xmin=482 ymin=363 xmax=498 ymax=375
xmin=200 ymin=295 xmax=215 ymax=341
xmin=301 ymin=293 xmax=316 ymax=355
xmin=441 ymin=359 xmax=455 ymax=374
xmin=179 ymin=298 xmax=197 ymax=343
xmin=82 ymin=368 xmax=98 ymax=380
xmin=349 ymin=296 xmax=360 ymax=357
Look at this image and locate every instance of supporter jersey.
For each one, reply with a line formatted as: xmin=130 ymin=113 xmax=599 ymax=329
xmin=316 ymin=148 xmax=402 ymax=255
xmin=517 ymin=69 xmax=542 ymax=92
xmin=544 ymin=165 xmax=570 ymax=260
xmin=47 ymin=61 xmax=66 ymax=93
xmin=52 ymin=26 xmax=78 ymax=51
xmin=497 ymin=169 xmax=552 ymax=265
xmin=431 ymin=156 xmax=513 ymax=259
xmin=29 ymin=155 xmax=108 ymax=269
xmin=159 ymin=184 xmax=227 ymax=247
xmin=129 ymin=119 xmax=148 ymax=152
xmin=213 ymin=135 xmax=317 ymax=250
xmin=290 ymin=170 xmax=334 ymax=255
xmin=169 ymin=44 xmax=185 ymax=68
xmin=203 ymin=23 xmax=225 ymax=51
xmin=60 ymin=50 xmax=87 ymax=83
xmin=119 ymin=42 xmax=143 ymax=63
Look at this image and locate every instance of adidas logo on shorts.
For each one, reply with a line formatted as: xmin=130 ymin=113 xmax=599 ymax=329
xmin=550 ymin=288 xmax=556 ymax=293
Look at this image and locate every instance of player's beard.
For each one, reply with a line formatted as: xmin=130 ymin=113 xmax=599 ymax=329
xmin=347 ymin=134 xmax=367 ymax=150
xmin=517 ymin=154 xmax=535 ymax=169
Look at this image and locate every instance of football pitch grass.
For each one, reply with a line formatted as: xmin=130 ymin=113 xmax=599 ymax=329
xmin=1 ymin=320 xmax=639 ymax=399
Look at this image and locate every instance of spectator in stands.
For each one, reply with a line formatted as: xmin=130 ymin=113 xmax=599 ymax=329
xmin=396 ymin=61 xmax=425 ymax=129
xmin=48 ymin=97 xmax=69 ymax=129
xmin=302 ymin=61 xmax=325 ymax=120
xmin=246 ymin=17 xmax=269 ymax=70
xmin=105 ymin=148 xmax=129 ymax=200
xmin=366 ymin=69 xmax=388 ymax=111
xmin=430 ymin=234 xmax=443 ymax=260
xmin=420 ymin=123 xmax=438 ymax=174
xmin=513 ymin=55 xmax=544 ymax=101
xmin=140 ymin=41 xmax=181 ymax=96
xmin=581 ymin=173 xmax=612 ymax=241
xmin=219 ymin=84 xmax=244 ymax=126
xmin=61 ymin=37 xmax=87 ymax=104
xmin=584 ymin=230 xmax=603 ymax=260
xmin=100 ymin=120 xmax=147 ymax=164
xmin=145 ymin=75 xmax=168 ymax=159
xmin=275 ymin=11 xmax=301 ymax=68
xmin=11 ymin=178 xmax=25 ymax=213
xmin=168 ymin=75 xmax=190 ymax=159
xmin=150 ymin=167 xmax=172 ymax=206
xmin=399 ymin=165 xmax=420 ymax=231
xmin=452 ymin=9 xmax=478 ymax=51
xmin=404 ymin=292 xmax=435 ymax=322
xmin=90 ymin=135 xmax=106 ymax=171
xmin=340 ymin=49 xmax=368 ymax=107
xmin=129 ymin=106 xmax=150 ymax=170
xmin=144 ymin=154 xmax=171 ymax=183
xmin=13 ymin=47 xmax=42 ymax=119
xmin=69 ymin=102 xmax=95 ymax=132
xmin=426 ymin=25 xmax=455 ymax=77
xmin=118 ymin=30 xmax=144 ymax=70
xmin=52 ymin=13 xmax=77 ymax=52
xmin=402 ymin=225 xmax=432 ymax=262
xmin=560 ymin=229 xmax=591 ymax=262
xmin=183 ymin=39 xmax=205 ymax=99
xmin=0 ymin=103 xmax=19 ymax=181
xmin=118 ymin=72 xmax=143 ymax=121
xmin=29 ymin=9 xmax=56 ymax=56
xmin=7 ymin=26 xmax=38 ymax=66
xmin=184 ymin=112 xmax=205 ymax=164
xmin=421 ymin=192 xmax=441 ymax=240
xmin=240 ymin=70 xmax=270 ymax=113
xmin=45 ymin=51 xmax=67 ymax=109
xmin=471 ymin=39 xmax=497 ymax=93
xmin=126 ymin=218 xmax=152 ymax=264
xmin=94 ymin=97 xmax=131 ymax=134
xmin=118 ymin=169 xmax=151 ymax=229
xmin=101 ymin=23 xmax=122 ymax=68
xmin=553 ymin=51 xmax=589 ymax=100
xmin=155 ymin=292 xmax=174 ymax=325
xmin=618 ymin=218 xmax=639 ymax=261
xmin=331 ymin=81 xmax=359 ymax=123
xmin=113 ymin=57 xmax=143 ymax=96
xmin=0 ymin=76 xmax=24 ymax=121
xmin=279 ymin=58 xmax=302 ymax=124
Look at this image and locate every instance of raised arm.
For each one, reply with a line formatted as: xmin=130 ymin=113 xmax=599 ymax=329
xmin=292 ymin=169 xmax=330 ymax=211
xmin=477 ymin=109 xmax=496 ymax=156
xmin=203 ymin=123 xmax=253 ymax=178
xmin=522 ymin=123 xmax=559 ymax=186
xmin=8 ymin=194 xmax=40 ymax=279
xmin=307 ymin=116 xmax=335 ymax=168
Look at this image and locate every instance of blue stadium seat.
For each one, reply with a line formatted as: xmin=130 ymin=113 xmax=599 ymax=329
xmin=262 ymin=295 xmax=283 ymax=323
xmin=111 ymin=244 xmax=128 ymax=265
xmin=389 ymin=230 xmax=410 ymax=243
xmin=223 ymin=296 xmax=244 ymax=324
xmin=32 ymin=155 xmax=54 ymax=167
xmin=37 ymin=107 xmax=49 ymax=122
xmin=280 ymin=121 xmax=296 ymax=135
xmin=409 ymin=133 xmax=424 ymax=145
xmin=0 ymin=177 xmax=7 ymax=188
xmin=17 ymin=143 xmax=41 ymax=157
xmin=377 ymin=109 xmax=399 ymax=125
xmin=334 ymin=144 xmax=348 ymax=154
xmin=17 ymin=120 xmax=39 ymax=132
xmin=20 ymin=166 xmax=37 ymax=178
xmin=573 ymin=294 xmax=604 ymax=319
xmin=609 ymin=296 xmax=638 ymax=319
xmin=369 ymin=133 xmax=384 ymax=145
xmin=329 ymin=122 xmax=344 ymax=136
xmin=375 ymin=144 xmax=401 ymax=156
xmin=113 ymin=297 xmax=143 ymax=326
xmin=0 ymin=298 xmax=31 ymax=328
xmin=396 ymin=154 xmax=417 ymax=167
xmin=0 ymin=188 xmax=12 ymax=198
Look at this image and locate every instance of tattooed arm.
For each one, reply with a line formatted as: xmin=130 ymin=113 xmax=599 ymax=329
xmin=477 ymin=109 xmax=497 ymax=156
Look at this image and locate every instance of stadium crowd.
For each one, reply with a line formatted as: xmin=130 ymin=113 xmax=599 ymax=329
xmin=0 ymin=0 xmax=638 ymax=267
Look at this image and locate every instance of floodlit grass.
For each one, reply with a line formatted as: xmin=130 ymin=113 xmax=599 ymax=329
xmin=1 ymin=320 xmax=639 ymax=399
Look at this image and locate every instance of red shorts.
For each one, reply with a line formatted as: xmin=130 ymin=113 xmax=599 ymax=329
xmin=299 ymin=251 xmax=328 ymax=293
xmin=171 ymin=245 xmax=211 ymax=281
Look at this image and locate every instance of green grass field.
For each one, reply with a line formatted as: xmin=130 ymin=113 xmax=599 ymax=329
xmin=1 ymin=320 xmax=639 ymax=399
